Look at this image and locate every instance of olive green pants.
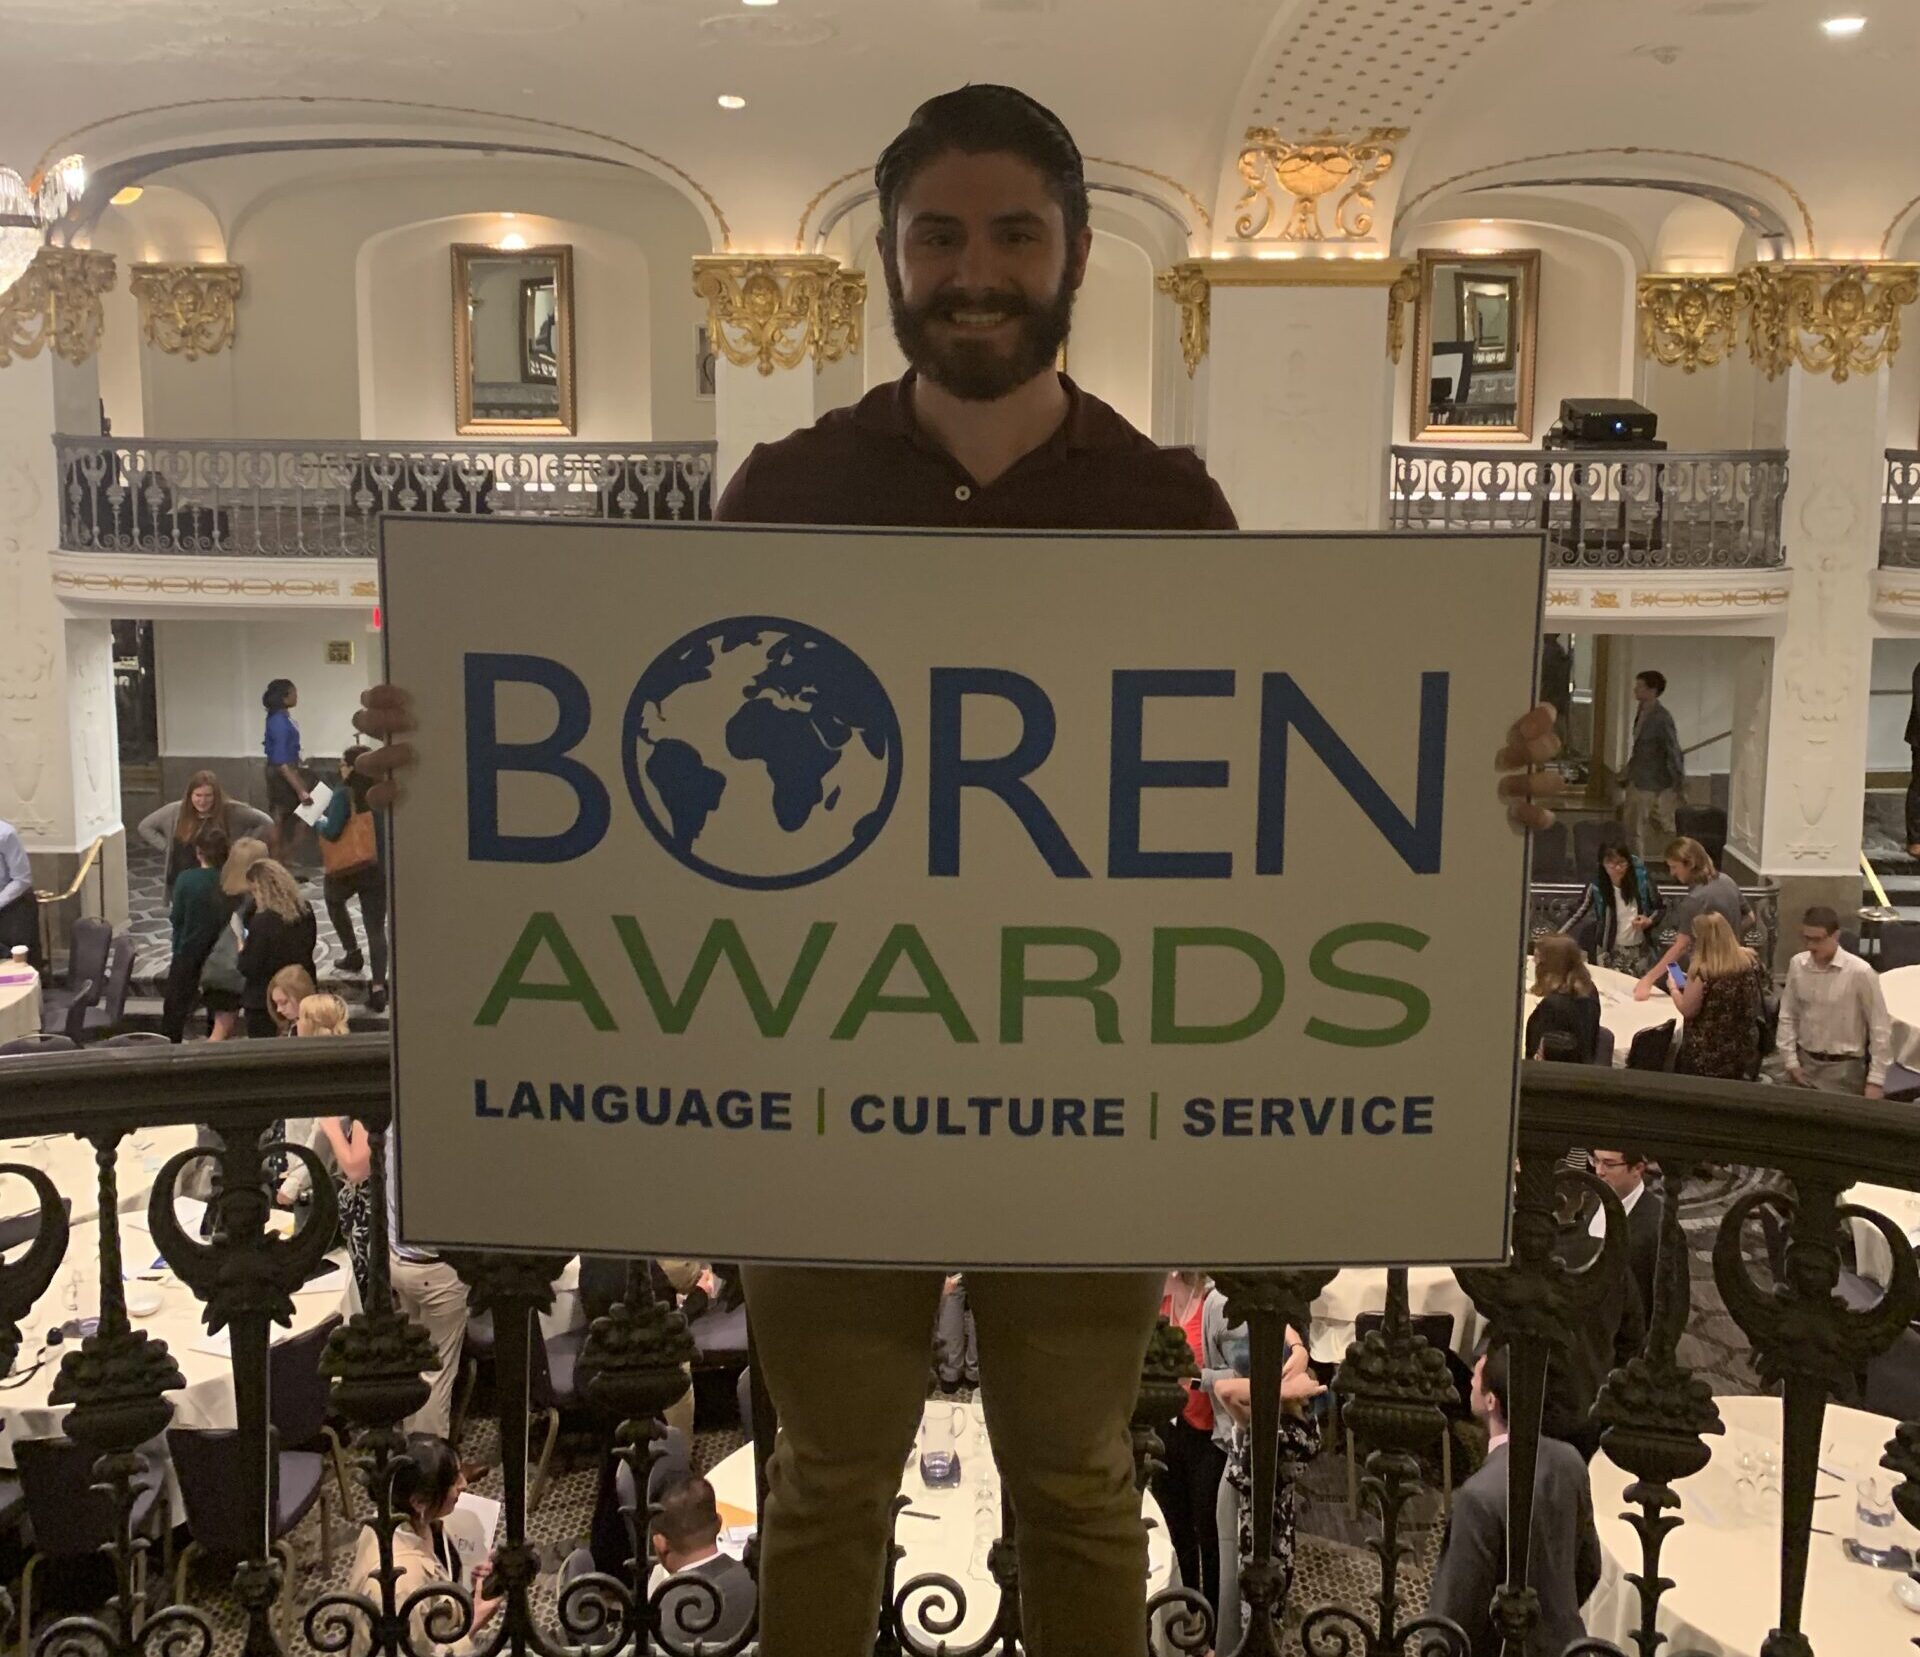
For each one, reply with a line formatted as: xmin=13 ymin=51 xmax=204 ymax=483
xmin=741 ymin=1265 xmax=1163 ymax=1656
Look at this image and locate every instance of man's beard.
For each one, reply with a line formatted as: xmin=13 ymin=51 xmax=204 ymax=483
xmin=887 ymin=274 xmax=1075 ymax=401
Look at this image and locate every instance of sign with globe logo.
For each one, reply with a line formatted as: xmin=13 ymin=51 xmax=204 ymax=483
xmin=622 ymin=616 xmax=903 ymax=891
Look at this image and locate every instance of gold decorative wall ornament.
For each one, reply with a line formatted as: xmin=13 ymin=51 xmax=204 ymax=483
xmin=691 ymin=256 xmax=864 ymax=375
xmin=0 ymin=245 xmax=114 ymax=368
xmin=1637 ymin=274 xmax=1741 ymax=373
xmin=1156 ymin=263 xmax=1210 ymax=377
xmin=129 ymin=263 xmax=242 ymax=359
xmin=1736 ymin=262 xmax=1920 ymax=383
xmin=1233 ymin=127 xmax=1406 ymax=242
xmin=1386 ymin=267 xmax=1421 ymax=364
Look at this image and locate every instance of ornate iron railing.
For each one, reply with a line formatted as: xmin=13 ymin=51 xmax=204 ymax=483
xmin=52 ymin=436 xmax=717 ymax=556
xmin=1532 ymin=879 xmax=1780 ymax=968
xmin=1884 ymin=450 xmax=1920 ymax=569
xmin=1390 ymin=447 xmax=1790 ymax=569
xmin=0 ymin=1038 xmax=1915 ymax=1657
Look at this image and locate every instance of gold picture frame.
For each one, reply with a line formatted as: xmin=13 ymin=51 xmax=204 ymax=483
xmin=452 ymin=243 xmax=577 ymax=435
xmin=1411 ymin=247 xmax=1540 ymax=442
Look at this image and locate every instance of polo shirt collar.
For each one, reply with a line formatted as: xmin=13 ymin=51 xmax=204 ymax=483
xmin=856 ymin=370 xmax=1120 ymax=458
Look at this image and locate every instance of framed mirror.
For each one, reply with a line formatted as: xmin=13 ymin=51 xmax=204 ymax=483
xmin=453 ymin=243 xmax=576 ymax=434
xmin=1410 ymin=247 xmax=1539 ymax=441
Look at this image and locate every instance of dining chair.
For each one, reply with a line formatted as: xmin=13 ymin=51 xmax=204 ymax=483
xmin=15 ymin=1435 xmax=168 ymax=1653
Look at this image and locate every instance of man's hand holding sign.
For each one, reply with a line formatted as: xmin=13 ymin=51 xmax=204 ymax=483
xmin=358 ymin=83 xmax=1556 ymax=1657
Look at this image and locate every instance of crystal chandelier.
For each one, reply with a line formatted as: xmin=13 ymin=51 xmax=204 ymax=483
xmin=0 ymin=155 xmax=86 ymax=296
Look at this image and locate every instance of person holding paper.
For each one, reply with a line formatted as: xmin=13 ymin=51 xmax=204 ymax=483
xmin=356 ymin=82 xmax=1561 ymax=1657
xmin=262 ymin=677 xmax=312 ymax=860
xmin=347 ymin=1435 xmax=501 ymax=1656
xmin=317 ymin=746 xmax=389 ymax=1014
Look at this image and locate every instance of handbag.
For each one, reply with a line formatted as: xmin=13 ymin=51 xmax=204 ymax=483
xmin=200 ymin=915 xmax=244 ymax=996
xmin=320 ymin=804 xmax=378 ymax=877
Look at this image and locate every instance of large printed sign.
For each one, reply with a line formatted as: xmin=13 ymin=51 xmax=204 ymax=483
xmin=382 ymin=520 xmax=1545 ymax=1268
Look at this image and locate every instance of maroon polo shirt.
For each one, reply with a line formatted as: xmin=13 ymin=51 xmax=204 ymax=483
xmin=714 ymin=371 xmax=1238 ymax=531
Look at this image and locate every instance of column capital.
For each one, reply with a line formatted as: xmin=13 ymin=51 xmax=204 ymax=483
xmin=129 ymin=262 xmax=243 ymax=360
xmin=1736 ymin=260 xmax=1920 ymax=383
xmin=0 ymin=246 xmax=115 ymax=369
xmin=1637 ymin=273 xmax=1743 ymax=373
xmin=1156 ymin=256 xmax=1413 ymax=376
xmin=690 ymin=255 xmax=864 ymax=375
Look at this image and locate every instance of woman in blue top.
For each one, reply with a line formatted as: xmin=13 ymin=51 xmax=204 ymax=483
xmin=262 ymin=678 xmax=311 ymax=858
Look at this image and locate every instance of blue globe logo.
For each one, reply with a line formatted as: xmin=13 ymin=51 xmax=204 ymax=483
xmin=622 ymin=616 xmax=903 ymax=890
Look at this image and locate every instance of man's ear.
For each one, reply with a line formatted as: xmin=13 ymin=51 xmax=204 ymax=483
xmin=1064 ymin=225 xmax=1093 ymax=292
xmin=651 ymin=1533 xmax=668 ymax=1563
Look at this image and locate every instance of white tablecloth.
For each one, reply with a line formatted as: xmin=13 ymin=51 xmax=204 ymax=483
xmin=1586 ymin=1395 xmax=1920 ymax=1656
xmin=0 ymin=1207 xmax=358 ymax=1518
xmin=1878 ymin=965 xmax=1920 ymax=1070
xmin=0 ymin=967 xmax=40 ymax=1044
xmin=1307 ymin=1268 xmax=1483 ymax=1365
xmin=1525 ymin=963 xmax=1683 ymax=1068
xmin=706 ymin=1398 xmax=1174 ymax=1646
xmin=0 ymin=1127 xmax=198 ymax=1227
xmin=1842 ymin=1182 xmax=1920 ymax=1290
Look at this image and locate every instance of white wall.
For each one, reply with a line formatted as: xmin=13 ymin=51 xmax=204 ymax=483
xmin=154 ymin=615 xmax=379 ymax=763
xmin=1395 ymin=220 xmax=1633 ymax=444
xmin=1610 ymin=634 xmax=1748 ymax=777
xmin=359 ymin=214 xmax=658 ymax=439
xmin=1068 ymin=232 xmax=1155 ymax=437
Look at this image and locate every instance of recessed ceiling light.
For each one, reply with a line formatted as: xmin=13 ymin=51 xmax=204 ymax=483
xmin=1822 ymin=15 xmax=1866 ymax=35
xmin=717 ymin=94 xmax=747 ymax=109
xmin=110 ymin=186 xmax=143 ymax=206
xmin=742 ymin=0 xmax=778 ymax=7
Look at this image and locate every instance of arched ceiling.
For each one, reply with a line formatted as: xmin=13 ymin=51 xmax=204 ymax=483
xmin=5 ymin=0 xmax=1916 ymax=259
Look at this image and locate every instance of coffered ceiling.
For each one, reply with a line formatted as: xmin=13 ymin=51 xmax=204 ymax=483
xmin=3 ymin=0 xmax=1917 ymax=255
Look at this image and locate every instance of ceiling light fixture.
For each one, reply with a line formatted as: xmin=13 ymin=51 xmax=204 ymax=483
xmin=0 ymin=152 xmax=86 ymax=295
xmin=500 ymin=211 xmax=516 ymax=220
xmin=110 ymin=186 xmax=144 ymax=207
xmin=496 ymin=231 xmax=529 ymax=251
xmin=743 ymin=0 xmax=779 ymax=7
xmin=1821 ymin=14 xmax=1866 ymax=34
xmin=717 ymin=94 xmax=747 ymax=109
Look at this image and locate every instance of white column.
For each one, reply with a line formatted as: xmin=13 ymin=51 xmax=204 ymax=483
xmin=1751 ymin=362 xmax=1886 ymax=951
xmin=1196 ymin=261 xmax=1398 ymax=531
xmin=0 ymin=255 xmax=128 ymax=940
xmin=713 ymin=358 xmax=822 ymax=497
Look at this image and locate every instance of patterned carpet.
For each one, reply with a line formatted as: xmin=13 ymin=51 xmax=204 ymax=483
xmin=104 ymin=846 xmax=1773 ymax=1653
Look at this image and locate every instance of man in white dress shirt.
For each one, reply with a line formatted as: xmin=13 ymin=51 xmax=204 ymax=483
xmin=1778 ymin=906 xmax=1891 ymax=1099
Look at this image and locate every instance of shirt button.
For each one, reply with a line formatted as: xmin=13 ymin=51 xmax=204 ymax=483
xmin=955 ymin=485 xmax=972 ymax=502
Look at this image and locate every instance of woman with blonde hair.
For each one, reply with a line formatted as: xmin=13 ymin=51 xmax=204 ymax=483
xmin=296 ymin=993 xmax=350 ymax=1037
xmin=1671 ymin=909 xmax=1765 ymax=1079
xmin=1526 ymin=933 xmax=1602 ymax=1063
xmin=267 ymin=964 xmax=318 ymax=1034
xmin=238 ymin=857 xmax=316 ymax=1038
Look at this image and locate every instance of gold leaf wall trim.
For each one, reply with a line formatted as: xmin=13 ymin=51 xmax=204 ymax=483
xmin=1233 ymin=127 xmax=1407 ymax=242
xmin=53 ymin=571 xmax=342 ymax=598
xmin=1628 ymin=588 xmax=1790 ymax=609
xmin=1637 ymin=275 xmax=1742 ymax=373
xmin=129 ymin=263 xmax=243 ymax=360
xmin=1737 ymin=262 xmax=1920 ymax=383
xmin=1155 ymin=264 xmax=1210 ymax=377
xmin=1386 ymin=267 xmax=1421 ymax=364
xmin=691 ymin=256 xmax=864 ymax=376
xmin=0 ymin=246 xmax=116 ymax=369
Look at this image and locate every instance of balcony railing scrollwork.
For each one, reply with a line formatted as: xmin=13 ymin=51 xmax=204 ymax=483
xmin=1883 ymin=449 xmax=1920 ymax=569
xmin=0 ymin=1039 xmax=1915 ymax=1656
xmin=53 ymin=436 xmax=717 ymax=558
xmin=1391 ymin=447 xmax=1789 ymax=570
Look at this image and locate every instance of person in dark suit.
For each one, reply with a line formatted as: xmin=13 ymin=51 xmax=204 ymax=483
xmin=1546 ymin=1179 xmax=1648 ymax=1462
xmin=648 ymin=1474 xmax=756 ymax=1649
xmin=1907 ymin=656 xmax=1920 ymax=857
xmin=1428 ymin=1346 xmax=1602 ymax=1657
xmin=1591 ymin=1149 xmax=1663 ymax=1325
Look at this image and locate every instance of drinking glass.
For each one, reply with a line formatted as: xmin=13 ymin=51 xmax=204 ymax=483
xmin=1854 ymin=1477 xmax=1898 ymax=1565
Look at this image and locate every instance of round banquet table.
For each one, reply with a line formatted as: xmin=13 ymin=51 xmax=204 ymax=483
xmin=1842 ymin=1182 xmax=1920 ymax=1290
xmin=1307 ymin=1268 xmax=1483 ymax=1366
xmin=1878 ymin=964 xmax=1920 ymax=1070
xmin=706 ymin=1397 xmax=1175 ymax=1647
xmin=0 ymin=1126 xmax=197 ymax=1227
xmin=0 ymin=1207 xmax=358 ymax=1520
xmin=1585 ymin=1395 xmax=1920 ymax=1656
xmin=1524 ymin=962 xmax=1682 ymax=1068
xmin=0 ymin=965 xmax=40 ymax=1045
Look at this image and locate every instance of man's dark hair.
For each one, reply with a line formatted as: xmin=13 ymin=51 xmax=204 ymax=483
xmin=1479 ymin=1343 xmax=1510 ymax=1422
xmin=1803 ymin=905 xmax=1841 ymax=935
xmin=1596 ymin=1147 xmax=1648 ymax=1171
xmin=650 ymin=1473 xmax=722 ymax=1554
xmin=875 ymin=85 xmax=1089 ymax=245
xmin=194 ymin=824 xmax=230 ymax=868
xmin=1635 ymin=669 xmax=1666 ymax=697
